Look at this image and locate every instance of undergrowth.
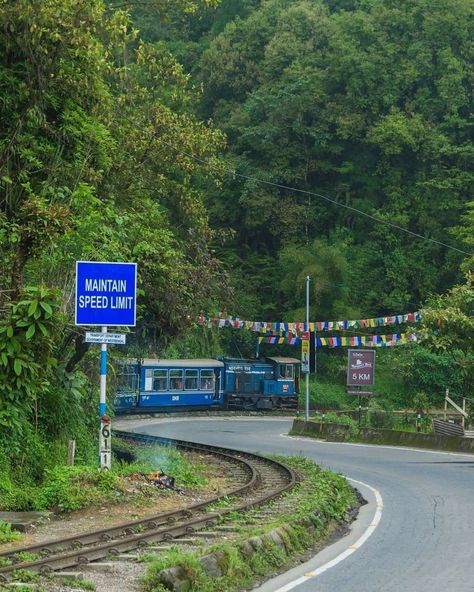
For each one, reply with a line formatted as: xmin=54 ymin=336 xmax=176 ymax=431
xmin=62 ymin=576 xmax=96 ymax=590
xmin=0 ymin=521 xmax=20 ymax=544
xmin=0 ymin=441 xmax=207 ymax=513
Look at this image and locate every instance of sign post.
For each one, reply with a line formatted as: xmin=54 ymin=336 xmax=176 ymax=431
xmin=99 ymin=326 xmax=110 ymax=468
xmin=75 ymin=261 xmax=137 ymax=469
xmin=303 ymin=276 xmax=310 ymax=421
xmin=347 ymin=349 xmax=376 ymax=426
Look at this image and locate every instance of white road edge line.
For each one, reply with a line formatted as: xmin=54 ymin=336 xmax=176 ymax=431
xmin=271 ymin=477 xmax=383 ymax=592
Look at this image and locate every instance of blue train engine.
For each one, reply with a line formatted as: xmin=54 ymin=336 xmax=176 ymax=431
xmin=114 ymin=356 xmax=299 ymax=412
xmin=224 ymin=357 xmax=299 ymax=410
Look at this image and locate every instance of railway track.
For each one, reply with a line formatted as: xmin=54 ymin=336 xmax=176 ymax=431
xmin=0 ymin=430 xmax=297 ymax=582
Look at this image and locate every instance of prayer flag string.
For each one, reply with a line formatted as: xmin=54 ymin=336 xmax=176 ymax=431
xmin=257 ymin=333 xmax=418 ymax=347
xmin=198 ymin=312 xmax=421 ymax=335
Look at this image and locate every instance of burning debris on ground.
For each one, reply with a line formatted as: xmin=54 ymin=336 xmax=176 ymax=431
xmin=127 ymin=471 xmax=185 ymax=493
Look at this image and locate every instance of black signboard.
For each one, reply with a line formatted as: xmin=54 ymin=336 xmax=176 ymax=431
xmin=347 ymin=350 xmax=375 ymax=386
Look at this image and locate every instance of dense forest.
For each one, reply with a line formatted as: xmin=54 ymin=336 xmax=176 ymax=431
xmin=0 ymin=0 xmax=472 ymax=506
xmin=134 ymin=0 xmax=473 ymax=401
xmin=151 ymin=0 xmax=473 ymax=317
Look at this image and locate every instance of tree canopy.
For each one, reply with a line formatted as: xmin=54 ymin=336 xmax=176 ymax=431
xmin=190 ymin=0 xmax=473 ymax=319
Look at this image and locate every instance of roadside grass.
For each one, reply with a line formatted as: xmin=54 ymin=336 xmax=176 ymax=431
xmin=141 ymin=455 xmax=358 ymax=592
xmin=133 ymin=444 xmax=208 ymax=488
xmin=0 ymin=557 xmax=12 ymax=567
xmin=0 ymin=586 xmax=46 ymax=592
xmin=11 ymin=568 xmax=40 ymax=582
xmin=0 ymin=521 xmax=20 ymax=544
xmin=12 ymin=552 xmax=41 ymax=563
xmin=0 ymin=442 xmax=208 ymax=515
xmin=62 ymin=576 xmax=96 ymax=590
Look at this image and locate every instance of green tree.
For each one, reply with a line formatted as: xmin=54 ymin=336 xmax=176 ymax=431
xmin=420 ymin=275 xmax=474 ymax=396
xmin=451 ymin=201 xmax=474 ymax=273
xmin=0 ymin=287 xmax=59 ymax=446
xmin=0 ymin=0 xmax=113 ymax=296
xmin=278 ymin=239 xmax=357 ymax=321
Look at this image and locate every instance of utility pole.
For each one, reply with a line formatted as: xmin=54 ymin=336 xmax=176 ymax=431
xmin=305 ymin=275 xmax=310 ymax=421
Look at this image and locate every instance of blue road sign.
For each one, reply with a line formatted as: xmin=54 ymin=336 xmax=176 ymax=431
xmin=75 ymin=261 xmax=137 ymax=326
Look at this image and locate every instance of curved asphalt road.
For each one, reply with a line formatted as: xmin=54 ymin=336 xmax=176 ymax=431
xmin=118 ymin=417 xmax=474 ymax=592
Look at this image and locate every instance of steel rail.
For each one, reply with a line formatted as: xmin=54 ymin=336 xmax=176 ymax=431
xmin=0 ymin=431 xmax=297 ymax=581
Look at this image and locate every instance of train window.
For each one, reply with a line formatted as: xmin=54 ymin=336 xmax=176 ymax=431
xmin=170 ymin=369 xmax=183 ymax=390
xmin=117 ymin=365 xmax=137 ymax=393
xmin=144 ymin=369 xmax=153 ymax=391
xmin=185 ymin=369 xmax=199 ymax=390
xmin=153 ymin=370 xmax=168 ymax=391
xmin=200 ymin=370 xmax=214 ymax=390
xmin=279 ymin=364 xmax=294 ymax=379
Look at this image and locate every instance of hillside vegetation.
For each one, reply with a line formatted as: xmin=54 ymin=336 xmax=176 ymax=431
xmin=0 ymin=0 xmax=472 ymax=502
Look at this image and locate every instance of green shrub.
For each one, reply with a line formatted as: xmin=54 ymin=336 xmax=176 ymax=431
xmin=62 ymin=577 xmax=96 ymax=590
xmin=0 ymin=472 xmax=38 ymax=512
xmin=0 ymin=521 xmax=20 ymax=544
xmin=308 ymin=411 xmax=359 ymax=437
xmin=367 ymin=400 xmax=395 ymax=429
xmin=33 ymin=466 xmax=119 ymax=512
xmin=368 ymin=409 xmax=395 ymax=429
xmin=308 ymin=381 xmax=349 ymax=411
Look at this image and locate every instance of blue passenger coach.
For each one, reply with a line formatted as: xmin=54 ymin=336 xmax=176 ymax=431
xmin=114 ymin=356 xmax=299 ymax=412
xmin=114 ymin=359 xmax=225 ymax=411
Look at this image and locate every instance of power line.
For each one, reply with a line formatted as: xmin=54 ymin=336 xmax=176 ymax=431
xmin=158 ymin=138 xmax=472 ymax=257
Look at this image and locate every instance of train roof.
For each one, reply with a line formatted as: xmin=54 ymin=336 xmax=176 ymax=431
xmin=266 ymin=357 xmax=301 ymax=364
xmin=139 ymin=358 xmax=224 ymax=368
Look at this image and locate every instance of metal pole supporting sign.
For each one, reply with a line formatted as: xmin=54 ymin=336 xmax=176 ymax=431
xmin=75 ymin=261 xmax=137 ymax=470
xmin=304 ymin=276 xmax=310 ymax=421
xmin=99 ymin=327 xmax=111 ymax=469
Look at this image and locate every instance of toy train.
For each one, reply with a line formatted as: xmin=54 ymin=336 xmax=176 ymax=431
xmin=114 ymin=356 xmax=300 ymax=412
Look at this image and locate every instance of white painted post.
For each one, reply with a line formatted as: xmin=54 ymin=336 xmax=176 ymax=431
xmin=99 ymin=326 xmax=111 ymax=469
xmin=67 ymin=440 xmax=76 ymax=466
